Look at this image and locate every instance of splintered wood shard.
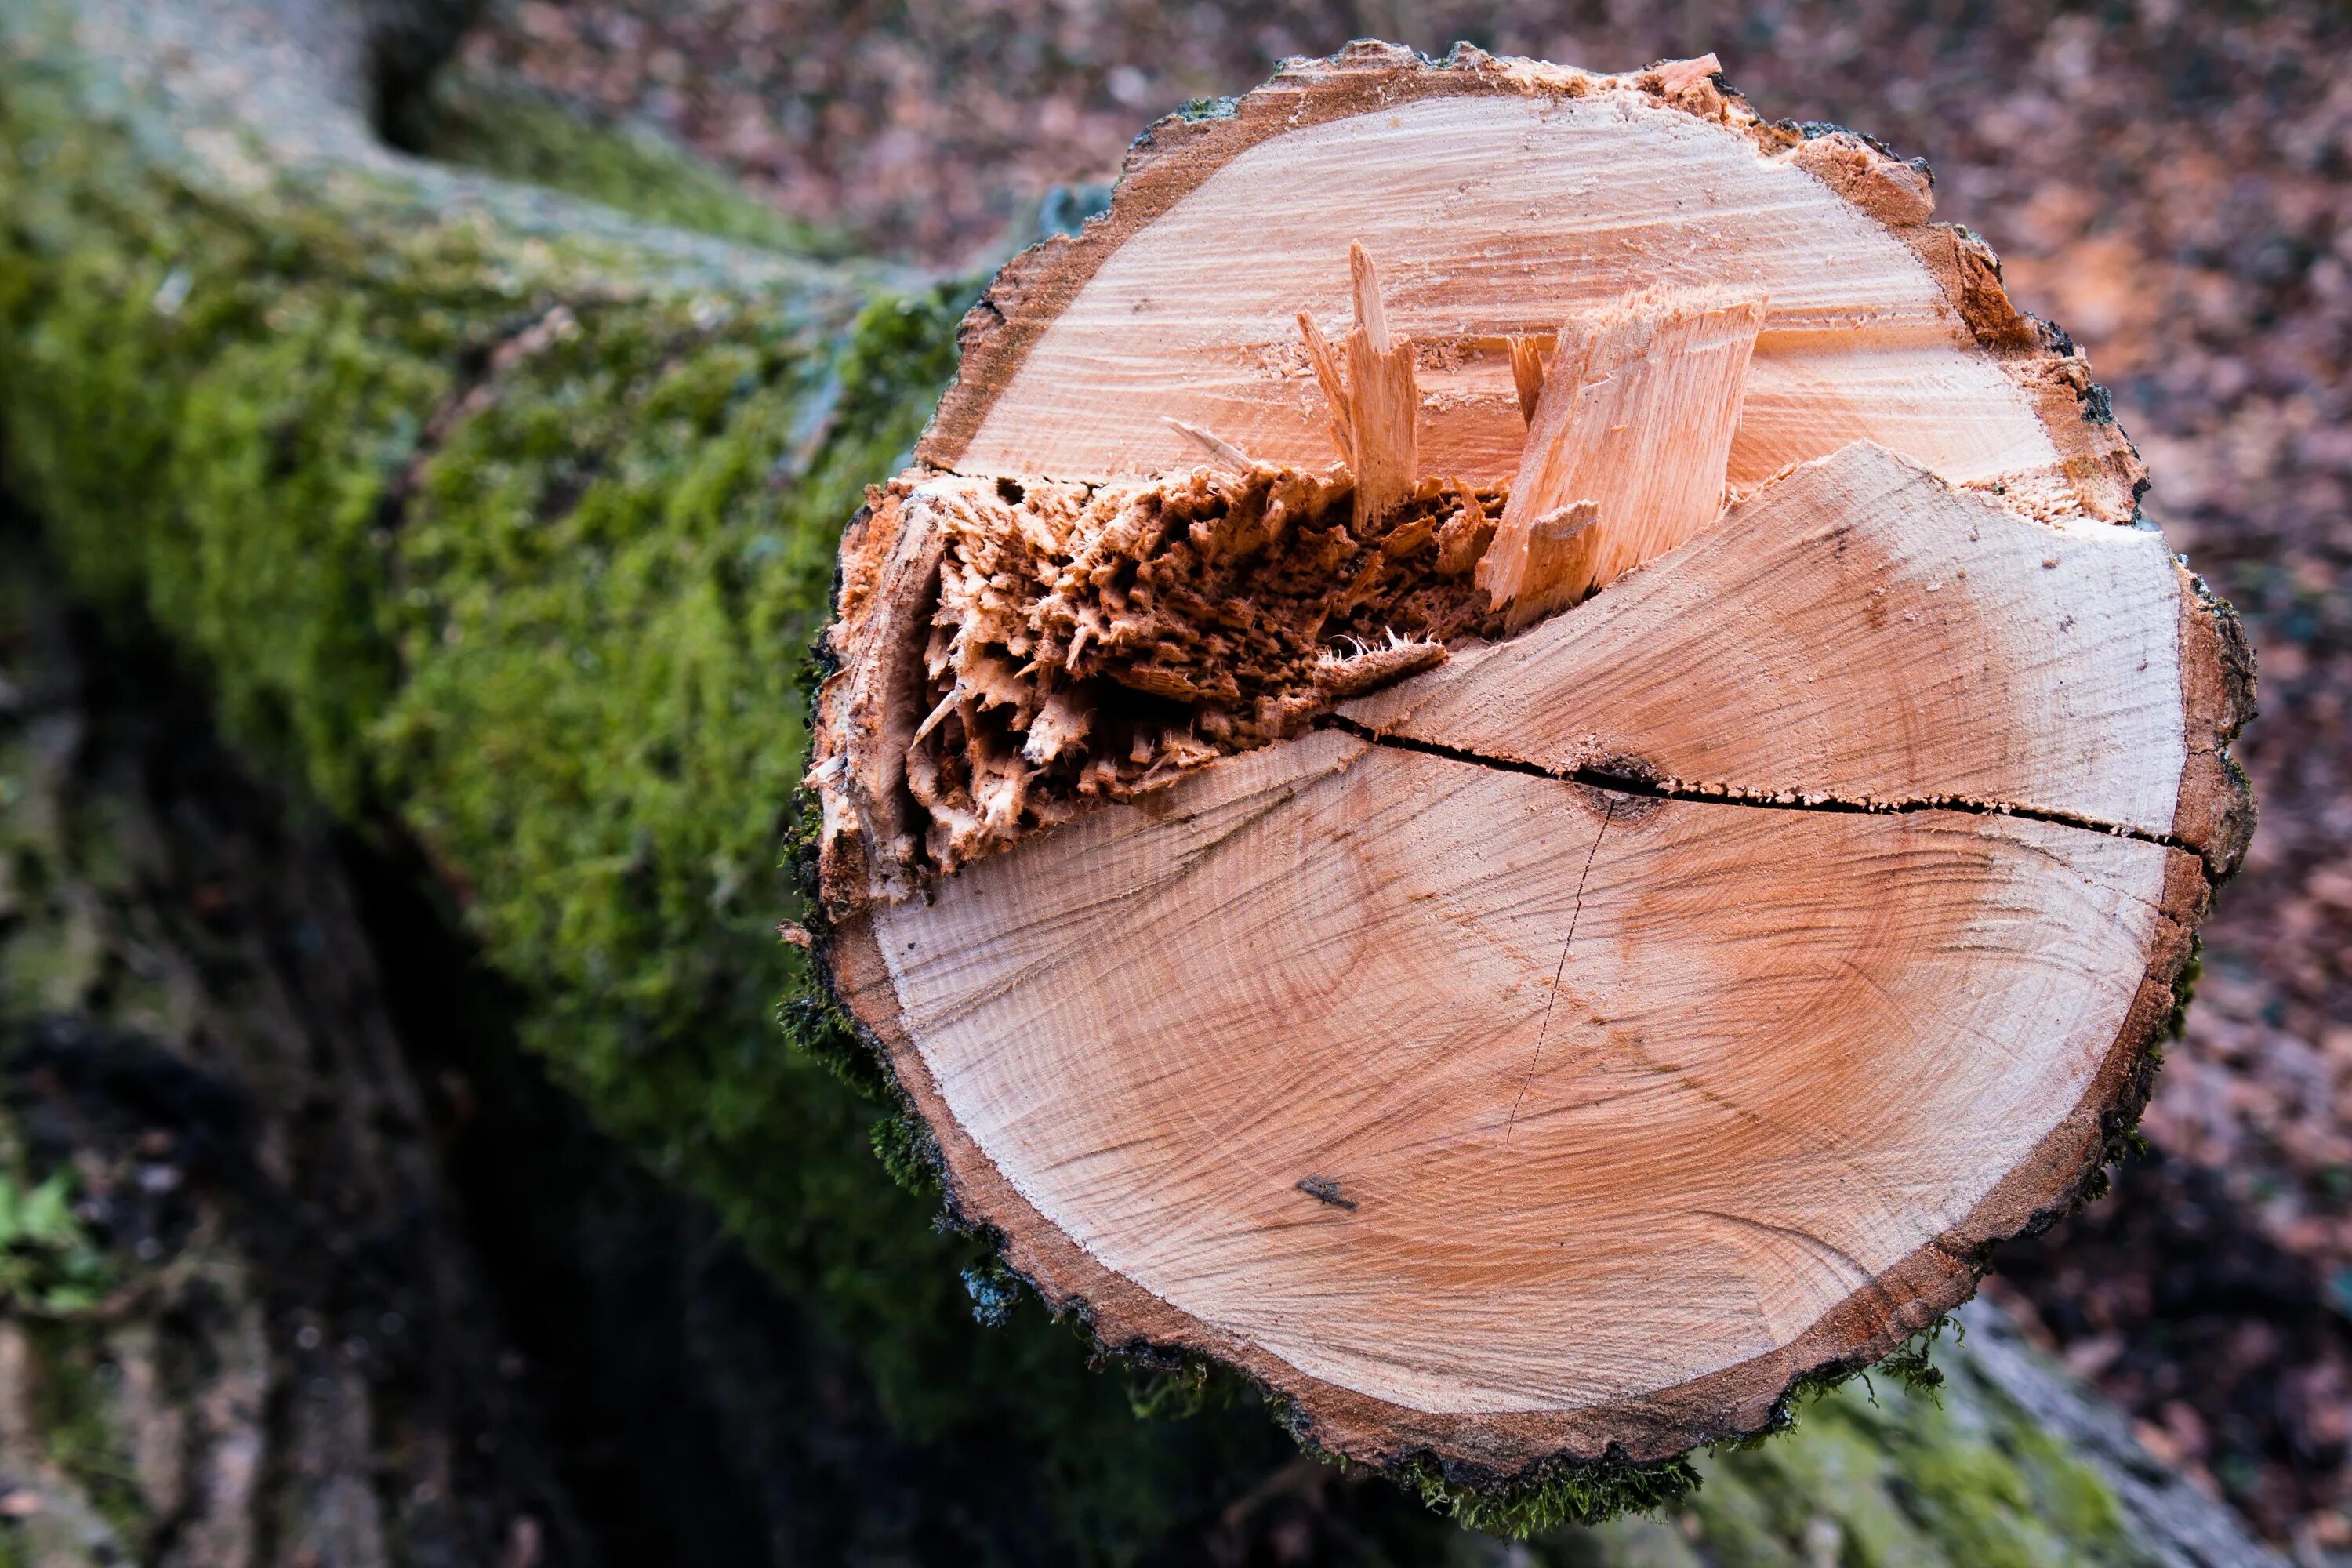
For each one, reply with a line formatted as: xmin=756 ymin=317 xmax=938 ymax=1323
xmin=1294 ymin=310 xmax=1353 ymax=463
xmin=1495 ymin=501 xmax=1599 ymax=622
xmin=1165 ymin=416 xmax=1255 ymax=472
xmin=1479 ymin=292 xmax=1765 ymax=630
xmin=810 ymin=46 xmax=2249 ymax=1480
xmin=1508 ymin=334 xmax=1548 ymax=424
xmin=1298 ymin=242 xmax=1419 ymax=529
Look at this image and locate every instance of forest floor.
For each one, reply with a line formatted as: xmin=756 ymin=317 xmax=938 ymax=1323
xmin=459 ymin=0 xmax=2352 ymax=1554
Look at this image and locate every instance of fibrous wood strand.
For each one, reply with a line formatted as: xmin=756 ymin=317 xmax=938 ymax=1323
xmin=1297 ymin=242 xmax=1419 ymax=531
xmin=1479 ymin=292 xmax=1765 ymax=630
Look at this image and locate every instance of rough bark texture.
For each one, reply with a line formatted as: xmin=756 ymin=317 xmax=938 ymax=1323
xmin=0 ymin=0 xmax=2281 ymax=1558
xmin=0 ymin=0 xmax=985 ymax=1507
xmin=0 ymin=522 xmax=593 ymax=1568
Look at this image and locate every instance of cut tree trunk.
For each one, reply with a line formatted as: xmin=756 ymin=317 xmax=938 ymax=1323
xmin=2 ymin=0 xmax=2284 ymax=1552
xmin=811 ymin=43 xmax=2255 ymax=1483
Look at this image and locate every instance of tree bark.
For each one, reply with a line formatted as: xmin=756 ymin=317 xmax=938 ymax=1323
xmin=0 ymin=525 xmax=591 ymax=1566
xmin=0 ymin=3 xmax=2276 ymax=1559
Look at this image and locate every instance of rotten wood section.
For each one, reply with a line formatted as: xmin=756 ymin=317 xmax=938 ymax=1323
xmin=806 ymin=42 xmax=2252 ymax=1479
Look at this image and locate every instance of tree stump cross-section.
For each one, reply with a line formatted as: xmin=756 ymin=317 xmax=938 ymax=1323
xmin=808 ymin=43 xmax=2253 ymax=1481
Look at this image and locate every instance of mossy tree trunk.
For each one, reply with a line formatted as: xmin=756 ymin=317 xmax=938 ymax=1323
xmin=0 ymin=0 xmax=2285 ymax=1562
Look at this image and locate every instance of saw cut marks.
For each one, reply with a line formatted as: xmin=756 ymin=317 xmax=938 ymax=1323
xmin=1478 ymin=294 xmax=1764 ymax=630
xmin=1344 ymin=440 xmax=2241 ymax=866
xmin=810 ymin=46 xmax=2250 ymax=1475
xmin=860 ymin=729 xmax=2199 ymax=1441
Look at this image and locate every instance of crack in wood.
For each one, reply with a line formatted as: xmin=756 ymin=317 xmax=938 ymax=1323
xmin=1323 ymin=714 xmax=2187 ymax=852
xmin=805 ymin=49 xmax=2243 ymax=1474
xmin=1504 ymin=793 xmax=1614 ymax=1148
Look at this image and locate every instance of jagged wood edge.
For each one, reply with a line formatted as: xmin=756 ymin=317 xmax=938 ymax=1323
xmin=801 ymin=486 xmax=2252 ymax=1479
xmin=822 ymin=38 xmax=2259 ymax=905
xmin=803 ymin=40 xmax=2259 ymax=1481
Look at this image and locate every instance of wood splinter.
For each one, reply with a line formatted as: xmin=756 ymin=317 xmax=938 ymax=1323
xmin=809 ymin=45 xmax=2250 ymax=1485
xmin=1508 ymin=332 xmax=1550 ymax=423
xmin=1479 ymin=292 xmax=1766 ymax=630
xmin=1165 ymin=416 xmax=1257 ymax=472
xmin=1297 ymin=241 xmax=1419 ymax=529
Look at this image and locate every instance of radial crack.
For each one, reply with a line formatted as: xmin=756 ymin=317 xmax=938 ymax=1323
xmin=1504 ymin=794 xmax=1614 ymax=1147
xmin=1323 ymin=715 xmax=2187 ymax=854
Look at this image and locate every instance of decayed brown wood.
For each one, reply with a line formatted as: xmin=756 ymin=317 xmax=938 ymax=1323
xmin=805 ymin=42 xmax=2252 ymax=1479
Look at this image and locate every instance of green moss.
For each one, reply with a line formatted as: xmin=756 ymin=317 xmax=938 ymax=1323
xmin=1122 ymin=1352 xmax=1250 ymax=1423
xmin=412 ymin=68 xmax=849 ymax=259
xmin=1406 ymin=1454 xmax=1701 ymax=1540
xmin=1893 ymin=1417 xmax=2125 ymax=1568
xmin=2167 ymin=934 xmax=2202 ymax=1041
xmin=1655 ymin=1461 xmax=1796 ymax=1568
xmin=1870 ymin=1321 xmax=1952 ymax=1401
xmin=870 ymin=1105 xmax=943 ymax=1196
xmin=1682 ymin=1363 xmax=2146 ymax=1568
xmin=0 ymin=1172 xmax=111 ymax=1316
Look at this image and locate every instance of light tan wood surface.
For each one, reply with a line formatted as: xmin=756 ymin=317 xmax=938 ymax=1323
xmin=1346 ymin=440 xmax=2245 ymax=867
xmin=923 ymin=47 xmax=2140 ymax=532
xmin=808 ymin=42 xmax=2250 ymax=1475
xmin=1477 ymin=293 xmax=1763 ymax=625
xmin=869 ymin=731 xmax=2190 ymax=1418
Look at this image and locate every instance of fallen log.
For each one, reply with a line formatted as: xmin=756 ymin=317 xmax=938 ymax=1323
xmin=0 ymin=523 xmax=592 ymax=1566
xmin=0 ymin=521 xmax=2278 ymax=1566
xmin=811 ymin=42 xmax=2254 ymax=1492
xmin=0 ymin=0 xmax=2273 ymax=1549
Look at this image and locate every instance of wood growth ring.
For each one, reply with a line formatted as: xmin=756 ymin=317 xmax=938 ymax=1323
xmin=807 ymin=43 xmax=2253 ymax=1479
